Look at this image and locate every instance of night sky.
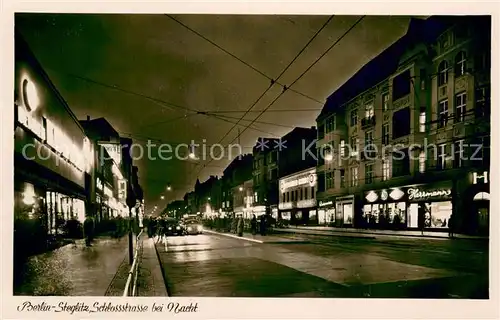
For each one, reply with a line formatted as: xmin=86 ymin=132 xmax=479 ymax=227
xmin=15 ymin=14 xmax=415 ymax=209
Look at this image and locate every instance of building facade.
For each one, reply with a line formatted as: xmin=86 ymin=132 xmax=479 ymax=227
xmin=220 ymin=154 xmax=253 ymax=218
xmin=252 ymin=138 xmax=279 ymax=218
xmin=14 ymin=30 xmax=94 ymax=243
xmin=278 ymin=167 xmax=317 ymax=225
xmin=315 ymin=16 xmax=490 ymax=235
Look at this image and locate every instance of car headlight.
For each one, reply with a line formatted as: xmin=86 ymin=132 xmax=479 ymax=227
xmin=176 ymin=226 xmax=181 ymax=230
xmin=187 ymin=227 xmax=192 ymax=231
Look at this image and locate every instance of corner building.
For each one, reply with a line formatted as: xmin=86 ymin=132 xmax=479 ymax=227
xmin=316 ymin=16 xmax=490 ymax=235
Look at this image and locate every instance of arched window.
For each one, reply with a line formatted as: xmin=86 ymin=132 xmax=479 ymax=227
xmin=455 ymin=51 xmax=467 ymax=77
xmin=438 ymin=60 xmax=449 ymax=86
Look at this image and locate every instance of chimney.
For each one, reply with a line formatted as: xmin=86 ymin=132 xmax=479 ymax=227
xmin=87 ymin=115 xmax=90 ymax=121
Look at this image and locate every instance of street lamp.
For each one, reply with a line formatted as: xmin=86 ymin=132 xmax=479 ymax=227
xmin=167 ymin=186 xmax=172 ymax=191
xmin=161 ymin=195 xmax=165 ymax=200
xmin=239 ymin=187 xmax=243 ymax=192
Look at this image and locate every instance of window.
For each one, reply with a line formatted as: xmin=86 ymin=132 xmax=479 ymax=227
xmin=453 ymin=140 xmax=464 ymax=168
xmin=311 ymin=186 xmax=315 ymax=198
xmin=382 ymin=123 xmax=390 ymax=145
xmin=282 ymin=193 xmax=285 ymax=202
xmin=438 ymin=61 xmax=449 ymax=86
xmin=304 ymin=188 xmax=308 ymax=200
xmin=326 ymin=116 xmax=336 ymax=133
xmin=382 ymin=93 xmax=389 ymax=112
xmin=318 ymin=124 xmax=325 ymax=140
xmin=350 ymin=109 xmax=358 ymax=127
xmin=42 ymin=117 xmax=47 ymax=142
xmin=364 ymin=131 xmax=375 ymax=157
xmin=382 ymin=160 xmax=390 ymax=181
xmin=392 ymin=69 xmax=411 ymax=101
xmin=437 ymin=144 xmax=447 ymax=170
xmin=365 ymin=130 xmax=373 ymax=145
xmin=419 ymin=111 xmax=426 ymax=132
xmin=365 ymin=102 xmax=374 ymax=119
xmin=438 ymin=100 xmax=449 ymax=128
xmin=419 ymin=151 xmax=426 ymax=173
xmin=392 ymin=107 xmax=411 ymax=139
xmin=365 ymin=163 xmax=374 ymax=184
xmin=340 ymin=169 xmax=346 ymax=188
xmin=420 ymin=68 xmax=427 ymax=90
xmin=475 ymin=52 xmax=489 ymax=71
xmin=350 ymin=137 xmax=359 ymax=156
xmin=326 ymin=171 xmax=334 ymax=190
xmin=340 ymin=140 xmax=346 ymax=157
xmin=350 ymin=167 xmax=358 ymax=187
xmin=299 ymin=188 xmax=303 ymax=201
xmin=455 ymin=92 xmax=466 ymax=122
xmin=475 ymin=86 xmax=490 ymax=118
xmin=455 ymin=51 xmax=467 ymax=77
xmin=317 ymin=172 xmax=325 ymax=192
xmin=392 ymin=148 xmax=410 ymax=177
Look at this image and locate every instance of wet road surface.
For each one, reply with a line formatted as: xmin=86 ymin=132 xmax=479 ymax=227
xmin=156 ymin=233 xmax=488 ymax=298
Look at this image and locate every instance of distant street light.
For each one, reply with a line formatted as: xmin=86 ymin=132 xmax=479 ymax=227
xmin=239 ymin=187 xmax=243 ymax=191
xmin=161 ymin=195 xmax=165 ymax=200
xmin=167 ymin=186 xmax=172 ymax=191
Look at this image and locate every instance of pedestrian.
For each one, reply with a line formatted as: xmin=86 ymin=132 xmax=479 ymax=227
xmin=83 ymin=216 xmax=94 ymax=247
xmin=448 ymin=215 xmax=454 ymax=238
xmin=231 ymin=217 xmax=237 ymax=234
xmin=250 ymin=214 xmax=257 ymax=235
xmin=237 ymin=215 xmax=244 ymax=237
xmin=260 ymin=215 xmax=267 ymax=236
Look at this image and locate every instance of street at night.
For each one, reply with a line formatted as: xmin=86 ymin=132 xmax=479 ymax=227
xmin=9 ymin=9 xmax=494 ymax=313
xmin=156 ymin=232 xmax=488 ymax=298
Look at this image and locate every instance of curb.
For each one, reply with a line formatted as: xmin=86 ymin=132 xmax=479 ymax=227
xmin=203 ymin=229 xmax=311 ymax=244
xmin=203 ymin=229 xmax=264 ymax=243
xmin=152 ymin=237 xmax=170 ymax=297
xmin=274 ymin=228 xmax=488 ymax=241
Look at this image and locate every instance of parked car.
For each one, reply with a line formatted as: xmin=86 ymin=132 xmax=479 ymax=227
xmin=184 ymin=219 xmax=203 ymax=235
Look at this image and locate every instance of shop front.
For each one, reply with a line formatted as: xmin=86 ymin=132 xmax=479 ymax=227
xmin=363 ymin=181 xmax=453 ymax=231
xmin=317 ymin=199 xmax=335 ymax=226
xmin=278 ymin=167 xmax=317 ymax=225
xmin=335 ymin=195 xmax=355 ymax=227
xmin=461 ymin=171 xmax=490 ymax=236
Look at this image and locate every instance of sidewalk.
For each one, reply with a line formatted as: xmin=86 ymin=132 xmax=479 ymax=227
xmin=274 ymin=226 xmax=488 ymax=241
xmin=203 ymin=229 xmax=310 ymax=244
xmin=15 ymin=235 xmax=130 ymax=296
xmin=105 ymin=236 xmax=168 ymax=296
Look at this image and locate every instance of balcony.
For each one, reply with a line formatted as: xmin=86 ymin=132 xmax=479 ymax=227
xmin=361 ymin=116 xmax=376 ymax=129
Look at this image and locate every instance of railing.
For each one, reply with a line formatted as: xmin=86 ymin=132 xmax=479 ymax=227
xmin=123 ymin=230 xmax=143 ymax=297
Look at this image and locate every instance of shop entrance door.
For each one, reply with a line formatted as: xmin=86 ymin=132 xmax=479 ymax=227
xmin=478 ymin=207 xmax=489 ymax=235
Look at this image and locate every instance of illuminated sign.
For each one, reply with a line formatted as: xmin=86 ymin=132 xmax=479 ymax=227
xmin=280 ymin=171 xmax=317 ymax=191
xmin=279 ymin=203 xmax=293 ymax=210
xmin=118 ymin=179 xmax=127 ymax=201
xmin=297 ymin=199 xmax=316 ymax=208
xmin=407 ymin=188 xmax=451 ymax=201
xmin=104 ymin=186 xmax=113 ymax=198
xmin=473 ymin=171 xmax=488 ymax=185
xmin=365 ymin=191 xmax=378 ymax=203
xmin=96 ymin=177 xmax=103 ymax=190
xmin=389 ymin=188 xmax=404 ymax=200
xmin=380 ymin=189 xmax=388 ymax=201
xmin=319 ymin=201 xmax=333 ymax=207
xmin=17 ymin=77 xmax=92 ymax=173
